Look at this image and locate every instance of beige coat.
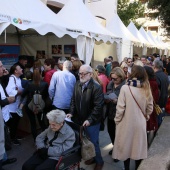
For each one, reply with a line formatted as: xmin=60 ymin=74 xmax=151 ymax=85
xmin=113 ymin=85 xmax=153 ymax=161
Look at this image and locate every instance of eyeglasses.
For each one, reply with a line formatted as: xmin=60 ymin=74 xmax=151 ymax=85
xmin=128 ymin=61 xmax=132 ymax=63
xmin=111 ymin=77 xmax=119 ymax=81
xmin=78 ymin=72 xmax=90 ymax=76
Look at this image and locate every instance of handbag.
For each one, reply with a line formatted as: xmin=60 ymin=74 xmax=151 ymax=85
xmin=153 ymin=100 xmax=162 ymax=115
xmin=80 ymin=126 xmax=96 ymax=161
xmin=28 ymin=90 xmax=45 ymax=113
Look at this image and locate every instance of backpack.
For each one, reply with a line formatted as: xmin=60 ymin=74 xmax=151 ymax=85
xmin=28 ymin=90 xmax=45 ymax=114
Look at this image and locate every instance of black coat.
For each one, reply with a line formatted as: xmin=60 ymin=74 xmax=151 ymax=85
xmin=106 ymin=80 xmax=125 ymax=119
xmin=70 ymin=78 xmax=104 ymax=126
xmin=155 ymin=70 xmax=169 ymax=108
xmin=21 ymin=80 xmax=48 ymax=105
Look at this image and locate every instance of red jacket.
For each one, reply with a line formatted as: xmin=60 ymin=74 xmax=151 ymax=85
xmin=43 ymin=69 xmax=56 ymax=86
xmin=165 ymin=98 xmax=170 ymax=114
xmin=147 ymin=78 xmax=159 ymax=131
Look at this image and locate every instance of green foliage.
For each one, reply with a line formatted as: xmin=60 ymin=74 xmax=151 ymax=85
xmin=118 ymin=0 xmax=145 ymax=27
xmin=148 ymin=0 xmax=170 ymax=36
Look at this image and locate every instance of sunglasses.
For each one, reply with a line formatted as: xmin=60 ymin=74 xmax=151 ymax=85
xmin=128 ymin=61 xmax=132 ymax=63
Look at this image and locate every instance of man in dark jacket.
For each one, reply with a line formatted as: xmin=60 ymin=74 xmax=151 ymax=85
xmin=153 ymin=60 xmax=169 ymax=126
xmin=14 ymin=55 xmax=27 ymax=79
xmin=67 ymin=65 xmax=104 ymax=170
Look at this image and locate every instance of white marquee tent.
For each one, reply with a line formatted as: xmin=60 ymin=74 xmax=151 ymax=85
xmin=127 ymin=22 xmax=150 ymax=47
xmin=0 ymin=0 xmax=120 ymax=64
xmin=139 ymin=27 xmax=157 ymax=47
xmin=55 ymin=0 xmax=121 ymax=64
xmin=106 ymin=14 xmax=141 ymax=61
xmin=147 ymin=31 xmax=163 ymax=49
xmin=107 ymin=14 xmax=140 ymax=44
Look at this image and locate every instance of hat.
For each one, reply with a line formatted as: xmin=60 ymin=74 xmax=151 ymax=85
xmin=18 ymin=55 xmax=27 ymax=60
xmin=96 ymin=65 xmax=105 ymax=73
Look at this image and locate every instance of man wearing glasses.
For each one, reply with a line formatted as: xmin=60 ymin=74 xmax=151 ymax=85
xmin=67 ymin=65 xmax=104 ymax=170
xmin=127 ymin=58 xmax=133 ymax=74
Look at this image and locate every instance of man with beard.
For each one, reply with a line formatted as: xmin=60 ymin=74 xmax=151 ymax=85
xmin=67 ymin=65 xmax=104 ymax=170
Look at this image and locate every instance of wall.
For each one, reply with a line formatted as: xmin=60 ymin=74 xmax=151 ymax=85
xmin=85 ymin=0 xmax=117 ymax=23
xmin=0 ymin=34 xmax=19 ymax=44
xmin=93 ymin=42 xmax=117 ymax=67
xmin=133 ymin=46 xmax=143 ymax=57
xmin=20 ymin=34 xmax=76 ymax=59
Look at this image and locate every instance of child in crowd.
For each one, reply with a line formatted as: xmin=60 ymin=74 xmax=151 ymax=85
xmin=16 ymin=71 xmax=33 ymax=117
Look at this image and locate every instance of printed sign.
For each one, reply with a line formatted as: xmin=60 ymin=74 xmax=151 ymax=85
xmin=0 ymin=44 xmax=20 ymax=70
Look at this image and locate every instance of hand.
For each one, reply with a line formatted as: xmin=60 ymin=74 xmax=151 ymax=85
xmin=112 ymin=99 xmax=118 ymax=104
xmin=7 ymin=96 xmax=15 ymax=103
xmin=83 ymin=120 xmax=90 ymax=127
xmin=3 ymin=69 xmax=9 ymax=75
xmin=66 ymin=114 xmax=73 ymax=118
xmin=17 ymin=90 xmax=22 ymax=95
xmin=105 ymin=99 xmax=111 ymax=103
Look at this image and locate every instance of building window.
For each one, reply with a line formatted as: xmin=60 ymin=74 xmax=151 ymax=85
xmin=148 ymin=26 xmax=158 ymax=33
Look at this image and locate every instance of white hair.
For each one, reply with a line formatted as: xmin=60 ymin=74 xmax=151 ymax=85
xmin=80 ymin=64 xmax=93 ymax=72
xmin=46 ymin=109 xmax=66 ymax=124
xmin=63 ymin=60 xmax=72 ymax=70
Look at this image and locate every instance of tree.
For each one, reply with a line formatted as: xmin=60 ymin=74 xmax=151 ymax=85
xmin=148 ymin=0 xmax=170 ymax=36
xmin=117 ymin=0 xmax=145 ymax=28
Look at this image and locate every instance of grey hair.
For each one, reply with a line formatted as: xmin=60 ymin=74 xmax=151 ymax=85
xmin=154 ymin=60 xmax=163 ymax=69
xmin=80 ymin=64 xmax=93 ymax=73
xmin=63 ymin=60 xmax=72 ymax=70
xmin=46 ymin=109 xmax=66 ymax=124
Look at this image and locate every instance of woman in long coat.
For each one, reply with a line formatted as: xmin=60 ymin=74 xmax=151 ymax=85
xmin=144 ymin=66 xmax=159 ymax=146
xmin=113 ymin=65 xmax=153 ymax=170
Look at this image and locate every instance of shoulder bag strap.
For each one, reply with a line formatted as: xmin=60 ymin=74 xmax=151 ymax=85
xmin=128 ymin=86 xmax=147 ymax=120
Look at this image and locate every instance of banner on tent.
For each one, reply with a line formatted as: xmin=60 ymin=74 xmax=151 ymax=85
xmin=0 ymin=44 xmax=20 ymax=70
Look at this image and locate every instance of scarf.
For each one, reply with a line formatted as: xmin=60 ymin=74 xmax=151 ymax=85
xmin=126 ymin=78 xmax=142 ymax=88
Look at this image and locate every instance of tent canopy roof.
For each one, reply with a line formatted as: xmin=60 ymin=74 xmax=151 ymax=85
xmin=127 ymin=22 xmax=150 ymax=47
xmin=0 ymin=0 xmax=120 ymax=43
xmin=106 ymin=14 xmax=141 ymax=46
xmin=139 ymin=27 xmax=157 ymax=47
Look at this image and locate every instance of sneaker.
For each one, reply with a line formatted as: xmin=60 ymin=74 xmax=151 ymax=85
xmin=16 ymin=108 xmax=23 ymax=117
xmin=12 ymin=139 xmax=21 ymax=146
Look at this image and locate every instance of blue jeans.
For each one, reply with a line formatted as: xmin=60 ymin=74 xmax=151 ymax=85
xmin=3 ymin=152 xmax=7 ymax=161
xmin=86 ymin=123 xmax=104 ymax=165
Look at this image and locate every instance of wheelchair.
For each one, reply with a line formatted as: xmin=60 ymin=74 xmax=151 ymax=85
xmin=55 ymin=121 xmax=85 ymax=170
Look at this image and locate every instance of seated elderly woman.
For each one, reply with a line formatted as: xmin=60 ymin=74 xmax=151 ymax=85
xmin=22 ymin=109 xmax=75 ymax=170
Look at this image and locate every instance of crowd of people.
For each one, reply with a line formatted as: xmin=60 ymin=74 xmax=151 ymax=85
xmin=0 ymin=52 xmax=169 ymax=170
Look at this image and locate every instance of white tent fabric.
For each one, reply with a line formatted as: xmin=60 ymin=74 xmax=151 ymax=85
xmin=127 ymin=22 xmax=150 ymax=47
xmin=139 ymin=27 xmax=156 ymax=47
xmin=0 ymin=0 xmax=72 ymax=37
xmin=0 ymin=0 xmax=119 ymax=44
xmin=147 ymin=31 xmax=162 ymax=49
xmin=156 ymin=36 xmax=167 ymax=49
xmin=47 ymin=0 xmax=67 ymax=8
xmin=56 ymin=0 xmax=120 ymax=43
xmin=106 ymin=14 xmax=141 ymax=46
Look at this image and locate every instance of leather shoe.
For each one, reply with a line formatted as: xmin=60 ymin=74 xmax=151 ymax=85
xmin=85 ymin=158 xmax=95 ymax=165
xmin=114 ymin=159 xmax=119 ymax=162
xmin=2 ymin=158 xmax=17 ymax=166
xmin=94 ymin=163 xmax=104 ymax=170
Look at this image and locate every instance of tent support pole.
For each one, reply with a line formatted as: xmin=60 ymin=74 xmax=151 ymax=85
xmin=4 ymin=29 xmax=6 ymax=43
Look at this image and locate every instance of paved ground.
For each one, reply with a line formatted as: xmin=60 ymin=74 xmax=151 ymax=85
xmin=3 ymin=122 xmax=136 ymax=170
